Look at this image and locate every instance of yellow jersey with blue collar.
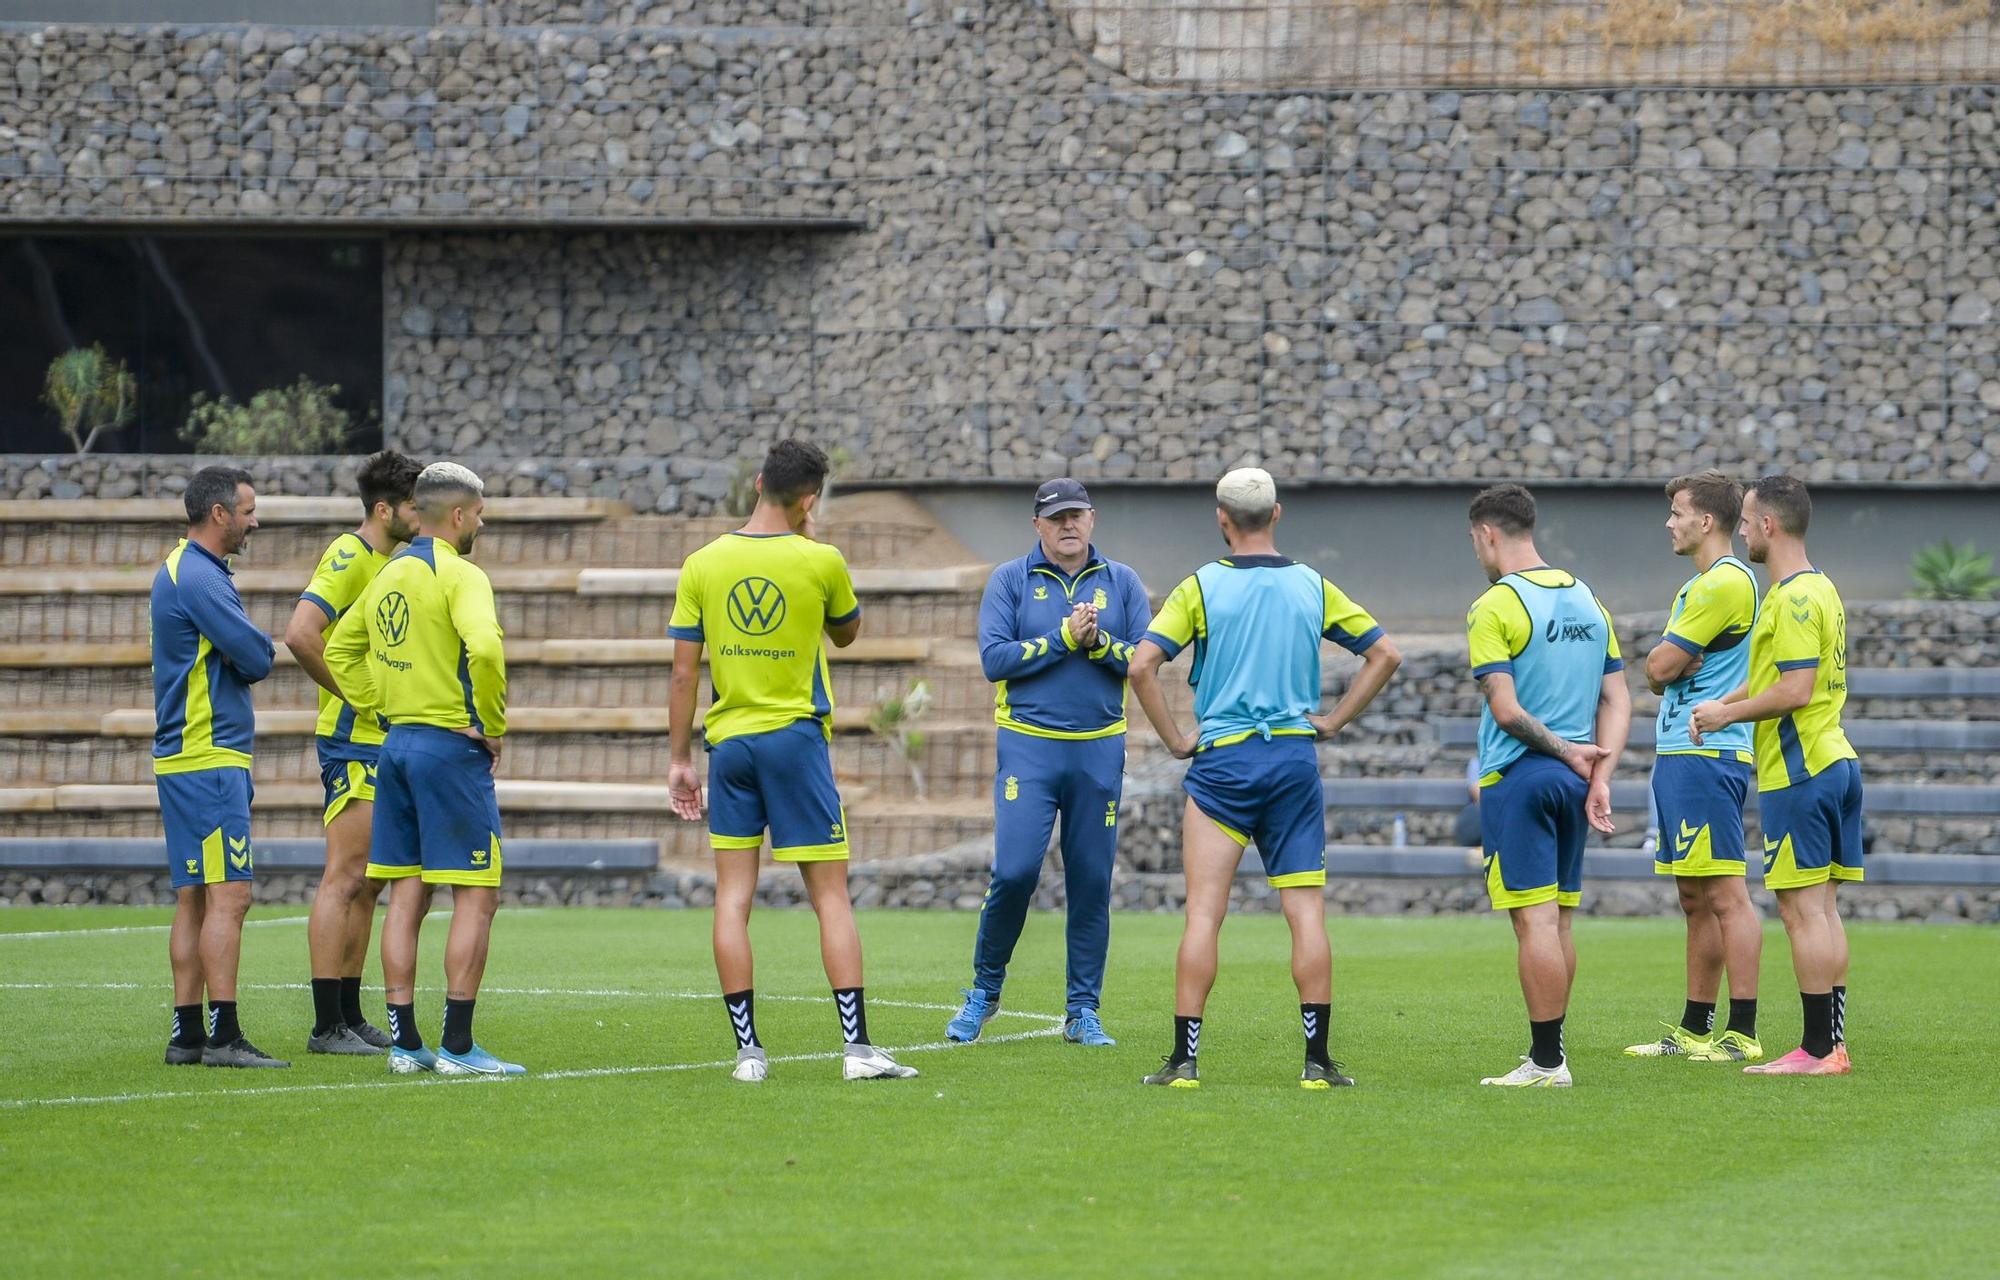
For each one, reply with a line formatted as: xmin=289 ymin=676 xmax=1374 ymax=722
xmin=150 ymin=538 xmax=276 ymax=774
xmin=668 ymin=531 xmax=860 ymax=746
xmin=299 ymin=531 xmax=393 ymax=755
xmin=324 ymin=535 xmax=507 ymax=736
xmin=1747 ymin=568 xmax=1856 ymax=792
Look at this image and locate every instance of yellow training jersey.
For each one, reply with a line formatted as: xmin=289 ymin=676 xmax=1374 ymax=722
xmin=299 ymin=531 xmax=393 ymax=750
xmin=668 ymin=531 xmax=861 ymax=746
xmin=324 ymin=536 xmax=507 ymax=737
xmin=1746 ymin=568 xmax=1856 ymax=792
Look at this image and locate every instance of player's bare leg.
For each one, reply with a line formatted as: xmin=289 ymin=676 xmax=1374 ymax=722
xmin=1685 ymin=875 xmax=1766 ymax=1061
xmin=800 ymin=859 xmax=915 ymax=1079
xmin=1145 ymin=801 xmax=1241 ymax=1087
xmin=1483 ymin=900 xmax=1571 ymax=1086
xmin=380 ymin=877 xmax=437 ymax=1072
xmin=308 ymin=802 xmax=388 ymax=1052
xmin=1279 ymin=883 xmax=1351 ymax=1088
xmin=713 ymin=847 xmax=768 ymax=1081
xmin=164 ymin=886 xmax=208 ymax=1063
xmin=1747 ymin=883 xmax=1846 ymax=1074
xmin=195 ymin=880 xmax=286 ymax=1067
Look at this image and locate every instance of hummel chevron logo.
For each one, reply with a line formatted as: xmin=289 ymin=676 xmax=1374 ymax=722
xmin=227 ymin=835 xmax=251 ymax=871
xmin=729 ymin=1005 xmax=754 ymax=1035
xmin=1187 ymin=1023 xmax=1200 ymax=1056
xmin=1302 ymin=1011 xmax=1319 ymax=1037
xmin=328 ymin=548 xmax=356 ymax=572
xmin=836 ymin=992 xmax=861 ymax=1041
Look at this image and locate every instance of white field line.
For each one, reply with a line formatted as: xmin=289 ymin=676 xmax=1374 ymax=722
xmin=0 ymin=907 xmax=499 ymax=942
xmin=0 ymin=991 xmax=1065 ymax=1110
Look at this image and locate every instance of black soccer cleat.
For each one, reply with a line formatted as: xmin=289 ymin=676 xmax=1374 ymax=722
xmin=346 ymin=1020 xmax=394 ymax=1050
xmin=203 ymin=1037 xmax=291 ymax=1069
xmin=164 ymin=1042 xmax=205 ymax=1066
xmin=1142 ymin=1057 xmax=1200 ymax=1088
xmin=307 ymin=1024 xmax=385 ymax=1056
xmin=1301 ymin=1058 xmax=1356 ymax=1089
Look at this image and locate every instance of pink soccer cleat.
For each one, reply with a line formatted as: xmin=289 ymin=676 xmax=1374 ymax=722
xmin=1744 ymin=1046 xmax=1850 ymax=1076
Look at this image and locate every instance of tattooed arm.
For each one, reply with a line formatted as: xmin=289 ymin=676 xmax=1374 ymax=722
xmin=1477 ymin=671 xmax=1607 ymax=781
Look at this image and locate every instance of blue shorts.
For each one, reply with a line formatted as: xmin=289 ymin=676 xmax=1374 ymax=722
xmin=366 ymin=724 xmax=503 ymax=887
xmin=1760 ymin=757 xmax=1864 ymax=890
xmin=708 ymin=719 xmax=849 ymax=861
xmin=1652 ymin=752 xmax=1753 ymax=877
xmin=156 ymin=766 xmax=255 ymax=890
xmin=317 ymin=738 xmax=380 ymax=827
xmin=1480 ymin=753 xmax=1588 ymax=910
xmin=1181 ymin=734 xmax=1326 ymax=887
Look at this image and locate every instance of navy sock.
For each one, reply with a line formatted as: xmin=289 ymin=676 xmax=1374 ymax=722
xmin=1301 ymin=1003 xmax=1331 ymax=1066
xmin=340 ymin=976 xmax=367 ymax=1029
xmin=1172 ymin=1015 xmax=1201 ymax=1065
xmin=442 ymin=998 xmax=476 ymax=1056
xmin=834 ymin=987 xmax=868 ymax=1046
xmin=171 ymin=1003 xmax=205 ymax=1048
xmin=1680 ymin=1000 xmax=1716 ymax=1036
xmin=1726 ymin=997 xmax=1758 ymax=1037
xmin=1801 ymin=992 xmax=1834 ymax=1059
xmin=387 ymin=1002 xmax=422 ymax=1051
xmin=1529 ymin=1016 xmax=1565 ymax=1069
xmin=206 ymin=1000 xmax=241 ymax=1046
xmin=724 ymin=989 xmax=760 ymax=1050
xmin=310 ymin=978 xmax=342 ymax=1036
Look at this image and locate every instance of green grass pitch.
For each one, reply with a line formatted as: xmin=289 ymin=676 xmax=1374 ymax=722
xmin=3 ymin=905 xmax=1995 ymax=1276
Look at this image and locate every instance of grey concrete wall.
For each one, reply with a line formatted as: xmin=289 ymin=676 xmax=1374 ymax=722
xmin=919 ymin=483 xmax=2000 ymax=620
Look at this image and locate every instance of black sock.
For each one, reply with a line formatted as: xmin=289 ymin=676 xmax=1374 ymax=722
xmin=1172 ymin=1015 xmax=1201 ymax=1065
xmin=387 ymin=1002 xmax=423 ymax=1051
xmin=206 ymin=1000 xmax=241 ymax=1046
xmin=1529 ymin=1016 xmax=1565 ymax=1069
xmin=442 ymin=998 xmax=476 ymax=1056
xmin=1831 ymin=985 xmax=1846 ymax=1044
xmin=834 ymin=987 xmax=868 ymax=1046
xmin=1680 ymin=1000 xmax=1716 ymax=1036
xmin=309 ymin=978 xmax=342 ymax=1036
xmin=340 ymin=976 xmax=367 ymax=1029
xmin=724 ymin=988 xmax=761 ymax=1050
xmin=1801 ymin=991 xmax=1834 ymax=1058
xmin=171 ymin=1003 xmax=205 ymax=1048
xmin=1726 ymin=997 xmax=1758 ymax=1037
xmin=1301 ymin=1003 xmax=1331 ymax=1066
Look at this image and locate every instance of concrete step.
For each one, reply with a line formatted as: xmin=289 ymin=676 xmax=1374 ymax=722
xmin=0 ymin=586 xmax=985 ymax=645
xmin=0 ymin=491 xmax=971 ymax=571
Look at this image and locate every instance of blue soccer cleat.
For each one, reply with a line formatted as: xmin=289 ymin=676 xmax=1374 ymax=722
xmin=435 ymin=1043 xmax=526 ymax=1077
xmin=1063 ymin=1009 xmax=1117 ymax=1046
xmin=945 ymin=988 xmax=1000 ymax=1042
xmin=387 ymin=1044 xmax=439 ymax=1074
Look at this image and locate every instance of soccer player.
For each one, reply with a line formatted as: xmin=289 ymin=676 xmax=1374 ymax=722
xmin=284 ymin=450 xmax=424 ymax=1055
xmin=1128 ymin=467 xmax=1401 ymax=1090
xmin=1463 ymin=484 xmax=1629 ymax=1088
xmin=1626 ymin=471 xmax=1765 ymax=1064
xmin=1691 ymin=476 xmax=1860 ymax=1077
xmin=944 ymin=478 xmax=1150 ymax=1048
xmin=325 ymin=462 xmax=521 ymax=1077
xmin=153 ymin=466 xmax=286 ymax=1068
xmin=666 ymin=440 xmax=918 ymax=1083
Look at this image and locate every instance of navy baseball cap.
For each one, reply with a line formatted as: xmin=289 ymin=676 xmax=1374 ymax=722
xmin=1033 ymin=477 xmax=1092 ymax=518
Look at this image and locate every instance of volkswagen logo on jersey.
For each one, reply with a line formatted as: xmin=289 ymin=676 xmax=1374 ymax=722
xmin=376 ymin=591 xmax=412 ymax=646
xmin=726 ymin=577 xmax=788 ymax=636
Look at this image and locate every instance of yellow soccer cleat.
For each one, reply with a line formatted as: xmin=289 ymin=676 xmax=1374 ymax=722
xmin=1686 ymin=1029 xmax=1764 ymax=1063
xmin=1624 ymin=1023 xmax=1711 ymax=1057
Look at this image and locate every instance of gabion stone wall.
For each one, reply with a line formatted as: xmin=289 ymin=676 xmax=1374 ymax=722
xmin=5 ymin=2 xmax=1999 ymax=491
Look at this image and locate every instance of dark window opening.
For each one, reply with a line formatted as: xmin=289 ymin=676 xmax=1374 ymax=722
xmin=0 ymin=234 xmax=384 ymax=455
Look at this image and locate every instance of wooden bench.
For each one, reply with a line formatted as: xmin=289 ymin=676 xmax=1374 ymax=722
xmin=0 ymin=836 xmax=658 ymax=873
xmin=1321 ymin=777 xmax=2000 ymax=817
xmin=0 ymin=706 xmax=881 ymax=736
xmin=1436 ymin=716 xmax=2000 ymax=752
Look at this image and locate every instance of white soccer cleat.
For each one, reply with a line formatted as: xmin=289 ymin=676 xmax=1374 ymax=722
xmin=731 ymin=1047 xmax=768 ymax=1083
xmin=842 ymin=1043 xmax=918 ymax=1080
xmin=1480 ymin=1059 xmax=1572 ymax=1087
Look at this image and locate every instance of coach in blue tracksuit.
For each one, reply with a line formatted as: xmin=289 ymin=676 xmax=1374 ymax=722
xmin=945 ymin=478 xmax=1150 ymax=1047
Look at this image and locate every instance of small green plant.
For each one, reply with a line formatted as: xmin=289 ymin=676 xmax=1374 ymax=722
xmin=1909 ymin=540 xmax=2000 ymax=601
xmin=867 ymin=679 xmax=933 ymax=800
xmin=180 ymin=377 xmax=358 ymax=455
xmin=43 ymin=344 xmax=136 ymax=454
